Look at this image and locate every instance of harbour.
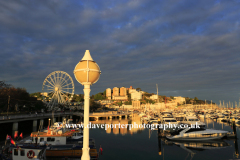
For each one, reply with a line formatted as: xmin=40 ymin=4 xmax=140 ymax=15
xmin=1 ymin=110 xmax=240 ymax=160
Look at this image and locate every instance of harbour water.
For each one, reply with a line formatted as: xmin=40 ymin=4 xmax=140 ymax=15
xmin=91 ymin=117 xmax=239 ymax=160
xmin=0 ymin=115 xmax=239 ymax=160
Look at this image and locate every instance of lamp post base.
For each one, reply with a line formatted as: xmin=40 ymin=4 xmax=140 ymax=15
xmin=81 ymin=147 xmax=90 ymax=160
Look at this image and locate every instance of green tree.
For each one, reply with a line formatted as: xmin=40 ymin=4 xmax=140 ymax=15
xmin=90 ymin=100 xmax=101 ymax=111
xmin=124 ymin=101 xmax=132 ymax=105
xmin=194 ymin=97 xmax=198 ymax=101
xmin=75 ymin=95 xmax=84 ymax=102
xmin=0 ymin=81 xmax=46 ymax=112
xmin=117 ymin=101 xmax=123 ymax=107
xmin=94 ymin=93 xmax=104 ymax=100
xmin=136 ymin=88 xmax=142 ymax=91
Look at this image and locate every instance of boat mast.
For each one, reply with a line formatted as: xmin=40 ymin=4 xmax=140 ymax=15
xmin=156 ymin=84 xmax=159 ymax=103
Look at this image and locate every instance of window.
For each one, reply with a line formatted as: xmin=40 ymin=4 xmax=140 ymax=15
xmin=47 ymin=138 xmax=55 ymax=141
xmin=20 ymin=150 xmax=25 ymax=156
xmin=14 ymin=149 xmax=18 ymax=155
xmin=40 ymin=138 xmax=44 ymax=142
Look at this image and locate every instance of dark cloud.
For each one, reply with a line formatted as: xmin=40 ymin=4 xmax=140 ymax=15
xmin=0 ymin=0 xmax=240 ymax=104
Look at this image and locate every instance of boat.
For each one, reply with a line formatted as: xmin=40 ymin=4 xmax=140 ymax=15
xmin=166 ymin=127 xmax=230 ymax=141
xmin=30 ymin=127 xmax=98 ymax=159
xmin=174 ymin=114 xmax=185 ymax=123
xmin=67 ymin=132 xmax=83 ymax=141
xmin=217 ymin=114 xmax=225 ymax=122
xmin=46 ymin=139 xmax=98 ymax=159
xmin=150 ymin=120 xmax=159 ymax=125
xmin=219 ymin=114 xmax=230 ymax=122
xmin=161 ymin=117 xmax=178 ymax=125
xmin=182 ymin=116 xmax=205 ymax=128
xmin=1 ymin=140 xmax=47 ymax=160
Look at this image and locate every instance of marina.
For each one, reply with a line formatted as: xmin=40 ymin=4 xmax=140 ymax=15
xmin=1 ymin=109 xmax=240 ymax=160
xmin=1 ymin=0 xmax=240 ymax=159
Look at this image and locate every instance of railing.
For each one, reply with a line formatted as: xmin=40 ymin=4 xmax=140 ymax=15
xmin=0 ymin=112 xmax=72 ymax=121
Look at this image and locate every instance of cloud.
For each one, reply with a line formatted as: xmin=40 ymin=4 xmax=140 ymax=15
xmin=0 ymin=0 xmax=240 ymax=103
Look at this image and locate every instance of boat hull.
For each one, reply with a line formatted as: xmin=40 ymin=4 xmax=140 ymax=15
xmin=46 ymin=148 xmax=98 ymax=158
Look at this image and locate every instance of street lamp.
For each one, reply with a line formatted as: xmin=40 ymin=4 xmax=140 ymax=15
xmin=73 ymin=50 xmax=101 ymax=160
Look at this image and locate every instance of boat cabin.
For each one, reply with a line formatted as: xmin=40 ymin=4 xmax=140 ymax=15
xmin=161 ymin=117 xmax=178 ymax=124
xmin=30 ymin=130 xmax=79 ymax=145
xmin=11 ymin=144 xmax=46 ymax=160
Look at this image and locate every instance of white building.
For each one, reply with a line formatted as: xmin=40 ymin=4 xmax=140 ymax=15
xmin=131 ymin=91 xmax=143 ymax=100
xmin=174 ymin=96 xmax=186 ymax=104
xmin=150 ymin=95 xmax=158 ymax=100
xmin=129 ymin=88 xmax=136 ymax=94
xmin=106 ymin=88 xmax=111 ymax=100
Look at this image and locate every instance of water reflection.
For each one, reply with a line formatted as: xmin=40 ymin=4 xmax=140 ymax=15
xmin=89 ymin=114 xmax=144 ymax=135
xmin=158 ymin=136 xmax=232 ymax=160
xmin=157 ymin=117 xmax=240 ymax=160
xmin=234 ymin=138 xmax=239 ymax=159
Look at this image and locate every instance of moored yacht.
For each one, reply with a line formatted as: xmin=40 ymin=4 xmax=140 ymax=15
xmin=1 ymin=139 xmax=47 ymax=160
xmin=161 ymin=117 xmax=178 ymax=125
xmin=45 ymin=139 xmax=98 ymax=159
xmin=11 ymin=143 xmax=46 ymax=160
xmin=182 ymin=116 xmax=205 ymax=128
xmin=30 ymin=128 xmax=98 ymax=159
xmin=166 ymin=127 xmax=230 ymax=141
xmin=174 ymin=114 xmax=185 ymax=123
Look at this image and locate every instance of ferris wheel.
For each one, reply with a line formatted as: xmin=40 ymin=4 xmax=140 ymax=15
xmin=42 ymin=71 xmax=74 ymax=109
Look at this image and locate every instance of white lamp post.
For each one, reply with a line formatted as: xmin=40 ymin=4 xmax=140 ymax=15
xmin=73 ymin=50 xmax=101 ymax=160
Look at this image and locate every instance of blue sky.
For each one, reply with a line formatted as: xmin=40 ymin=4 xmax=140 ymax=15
xmin=0 ymin=0 xmax=240 ymax=104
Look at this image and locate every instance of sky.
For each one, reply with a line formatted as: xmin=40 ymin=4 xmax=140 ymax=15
xmin=0 ymin=0 xmax=240 ymax=105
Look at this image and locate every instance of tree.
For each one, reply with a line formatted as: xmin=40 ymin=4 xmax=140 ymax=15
xmin=194 ymin=97 xmax=198 ymax=101
xmin=0 ymin=81 xmax=11 ymax=89
xmin=146 ymin=99 xmax=155 ymax=104
xmin=117 ymin=101 xmax=123 ymax=107
xmin=124 ymin=101 xmax=132 ymax=105
xmin=90 ymin=100 xmax=101 ymax=111
xmin=72 ymin=94 xmax=84 ymax=102
xmin=94 ymin=93 xmax=104 ymax=100
xmin=103 ymin=90 xmax=106 ymax=96
xmin=0 ymin=81 xmax=45 ymax=112
xmin=136 ymin=88 xmax=142 ymax=91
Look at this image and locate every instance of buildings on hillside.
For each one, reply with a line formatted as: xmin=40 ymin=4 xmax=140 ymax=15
xmin=174 ymin=96 xmax=186 ymax=105
xmin=106 ymin=86 xmax=145 ymax=101
xmin=106 ymin=87 xmax=128 ymax=101
xmin=103 ymin=86 xmax=186 ymax=109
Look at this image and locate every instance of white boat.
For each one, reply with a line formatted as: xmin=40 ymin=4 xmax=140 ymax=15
xmin=182 ymin=116 xmax=205 ymax=128
xmin=2 ymin=140 xmax=47 ymax=160
xmin=43 ymin=122 xmax=63 ymax=133
xmin=150 ymin=120 xmax=159 ymax=125
xmin=174 ymin=115 xmax=185 ymax=123
xmin=198 ymin=114 xmax=205 ymax=119
xmin=217 ymin=114 xmax=227 ymax=122
xmin=166 ymin=127 xmax=230 ymax=141
xmin=219 ymin=114 xmax=230 ymax=122
xmin=161 ymin=117 xmax=178 ymax=125
xmin=67 ymin=132 xmax=83 ymax=141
